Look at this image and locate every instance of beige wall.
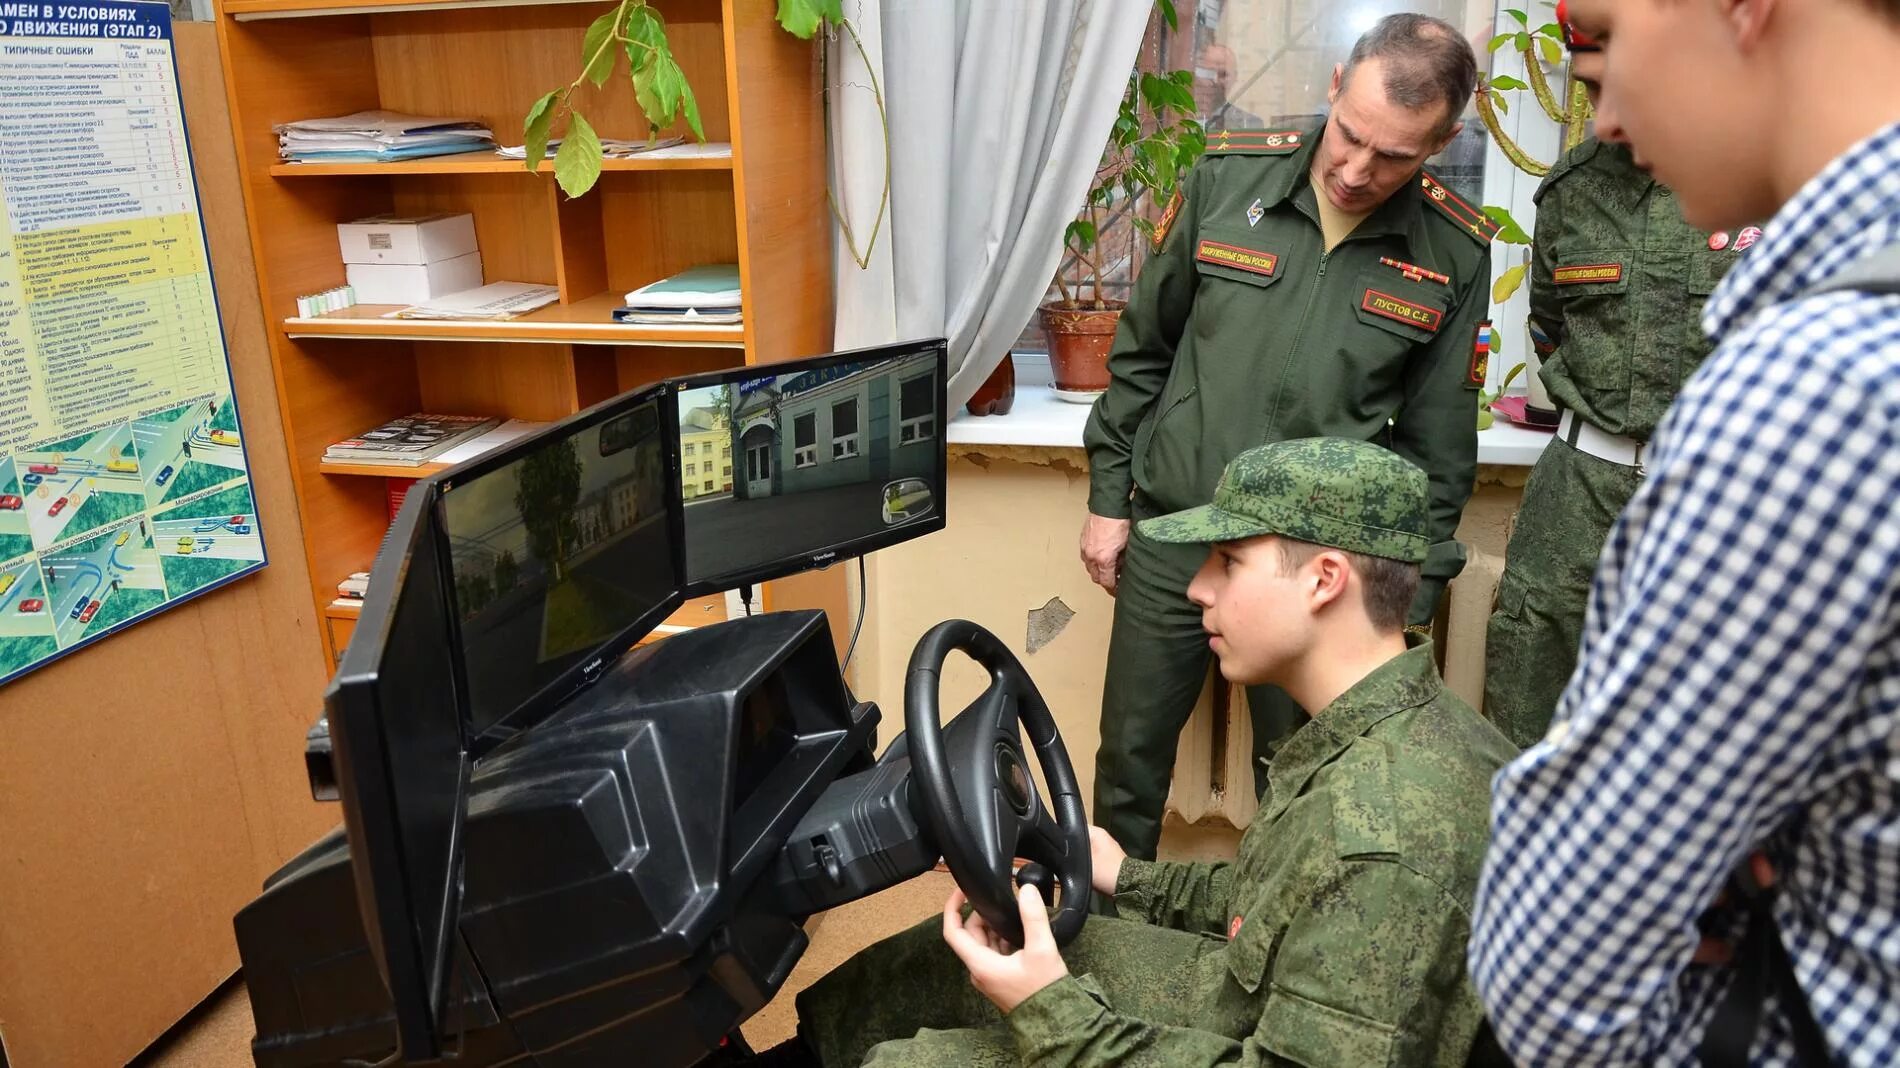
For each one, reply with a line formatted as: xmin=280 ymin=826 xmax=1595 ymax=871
xmin=854 ymin=445 xmax=1526 ymax=836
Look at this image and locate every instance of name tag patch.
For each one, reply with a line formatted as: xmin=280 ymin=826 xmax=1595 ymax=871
xmin=1197 ymin=240 xmax=1279 ymax=277
xmin=1554 ymin=263 xmax=1625 ymax=285
xmin=1361 ymin=288 xmax=1443 ymax=332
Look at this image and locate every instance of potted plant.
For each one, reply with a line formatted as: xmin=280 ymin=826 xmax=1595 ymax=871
xmin=1043 ymin=7 xmax=1204 ymax=399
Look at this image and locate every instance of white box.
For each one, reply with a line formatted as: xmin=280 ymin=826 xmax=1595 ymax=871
xmin=346 ymin=252 xmax=484 ymax=306
xmin=337 ymin=212 xmax=479 ymax=265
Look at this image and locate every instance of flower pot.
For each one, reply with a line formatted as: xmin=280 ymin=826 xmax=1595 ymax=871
xmin=1040 ymin=300 xmax=1125 ymax=400
xmin=965 ymin=353 xmax=1016 ymax=416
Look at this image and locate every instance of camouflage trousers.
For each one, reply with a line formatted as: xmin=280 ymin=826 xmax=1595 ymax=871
xmin=1094 ymin=495 xmax=1307 ymax=859
xmin=795 ymin=912 xmax=1227 ymax=1067
xmin=1483 ymin=436 xmax=1644 ymax=748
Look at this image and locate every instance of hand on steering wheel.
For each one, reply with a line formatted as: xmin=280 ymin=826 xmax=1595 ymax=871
xmin=905 ymin=620 xmax=1092 ymax=948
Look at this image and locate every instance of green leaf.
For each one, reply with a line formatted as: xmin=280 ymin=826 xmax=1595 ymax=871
xmin=1493 ymin=92 xmax=1509 ymax=114
xmin=1489 ymin=32 xmax=1515 ymax=52
xmin=679 ymin=79 xmax=705 ymax=141
xmin=1139 ymin=72 xmax=1168 ymax=112
xmin=1156 ymin=0 xmax=1178 ymax=31
xmin=1477 ymin=405 xmax=1495 ymax=431
xmin=1516 ymin=31 xmax=1532 ymax=51
xmin=775 ymin=0 xmax=834 ymax=39
xmin=1488 ymin=75 xmax=1529 ymax=92
xmin=1539 ymin=36 xmax=1562 ymax=66
xmin=554 ymin=110 xmax=603 ymax=198
xmin=582 ymin=5 xmax=621 ymax=88
xmin=624 ymin=5 xmax=662 ymax=73
xmin=523 ymin=89 xmax=560 ymax=172
xmin=1492 ymin=264 xmax=1528 ymax=304
xmin=1534 ymin=21 xmax=1562 ymax=38
xmin=1483 ymin=206 xmax=1532 ymax=244
xmin=1505 ymin=8 xmax=1528 ymax=26
xmin=1065 ymin=219 xmax=1097 ymax=250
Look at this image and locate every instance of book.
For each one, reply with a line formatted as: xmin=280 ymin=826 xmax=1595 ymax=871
xmin=622 ymin=264 xmax=742 ymax=310
xmin=612 ymin=306 xmax=743 ymax=325
xmin=324 ymin=413 xmax=501 ymax=465
xmin=386 ymin=282 xmax=560 ymax=321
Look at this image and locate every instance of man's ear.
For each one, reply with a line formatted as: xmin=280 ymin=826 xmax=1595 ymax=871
xmin=1431 ymin=118 xmax=1465 ymax=157
xmin=1309 ymin=551 xmax=1352 ymax=612
xmin=1329 ymin=62 xmax=1344 ymax=104
xmin=1725 ymin=0 xmax=1777 ymax=50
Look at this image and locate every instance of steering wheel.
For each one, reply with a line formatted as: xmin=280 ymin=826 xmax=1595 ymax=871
xmin=905 ymin=620 xmax=1091 ymax=947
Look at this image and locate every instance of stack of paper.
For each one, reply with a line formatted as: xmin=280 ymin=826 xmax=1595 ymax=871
xmin=386 ymin=282 xmax=560 ymax=321
xmin=324 ymin=413 xmax=501 ymax=466
xmin=277 ymin=110 xmax=495 ymax=163
xmin=431 ymin=418 xmax=549 ymax=466
xmin=615 ymin=264 xmax=743 ymax=325
xmin=499 ymin=135 xmax=685 ymax=159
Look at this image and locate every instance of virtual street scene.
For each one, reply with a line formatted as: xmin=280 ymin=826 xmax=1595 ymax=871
xmin=680 ymin=351 xmax=939 ymax=585
xmin=134 ymin=394 xmax=249 ymax=505
xmin=152 ymin=483 xmax=267 ymax=596
xmin=441 ymin=395 xmax=677 ymax=731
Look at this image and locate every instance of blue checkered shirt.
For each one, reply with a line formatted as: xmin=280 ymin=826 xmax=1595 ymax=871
xmin=1470 ymin=123 xmax=1900 ymax=1066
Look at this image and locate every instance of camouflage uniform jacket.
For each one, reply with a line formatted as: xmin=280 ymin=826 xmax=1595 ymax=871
xmin=1005 ymin=642 xmax=1518 ymax=1066
xmin=1531 ymin=139 xmax=1740 ymax=440
xmin=1083 ymin=127 xmax=1497 ymax=619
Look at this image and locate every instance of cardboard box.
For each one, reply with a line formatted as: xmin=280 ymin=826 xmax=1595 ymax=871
xmin=346 ymin=251 xmax=483 ymax=305
xmin=336 ymin=212 xmax=478 ymax=265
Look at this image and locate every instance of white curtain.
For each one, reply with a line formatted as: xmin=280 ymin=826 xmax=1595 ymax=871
xmin=829 ymin=0 xmax=1152 ymax=409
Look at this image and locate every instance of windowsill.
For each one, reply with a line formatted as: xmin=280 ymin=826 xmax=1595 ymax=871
xmin=947 ymin=354 xmax=1552 ymax=467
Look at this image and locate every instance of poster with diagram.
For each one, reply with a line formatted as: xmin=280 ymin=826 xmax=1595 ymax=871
xmin=0 ymin=1 xmax=265 ymax=686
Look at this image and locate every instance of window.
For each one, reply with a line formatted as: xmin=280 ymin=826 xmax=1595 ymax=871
xmin=793 ymin=411 xmax=818 ymax=468
xmin=748 ymin=442 xmax=771 ymax=482
xmin=704 ymin=480 xmax=714 ymax=492
xmin=899 ymin=375 xmax=935 ymax=444
xmin=723 ymin=464 xmax=732 ymax=476
xmin=683 ymin=442 xmax=696 ymax=456
xmin=721 ymin=444 xmax=731 ymax=458
xmin=685 ymin=462 xmax=696 ymax=476
xmin=831 ymin=398 xmax=859 ymax=460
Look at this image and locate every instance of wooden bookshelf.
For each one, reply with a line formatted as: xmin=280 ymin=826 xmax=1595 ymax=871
xmin=216 ymin=0 xmax=837 ymax=666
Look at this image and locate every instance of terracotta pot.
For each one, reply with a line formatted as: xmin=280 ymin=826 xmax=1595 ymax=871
xmin=965 ymin=352 xmax=1016 ymax=416
xmin=1041 ymin=300 xmax=1125 ymax=395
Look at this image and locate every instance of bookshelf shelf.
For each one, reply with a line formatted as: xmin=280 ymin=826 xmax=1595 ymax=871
xmin=323 ymin=600 xmax=362 ymax=620
xmin=318 ymin=459 xmax=450 ymax=478
xmin=283 ymin=293 xmax=747 ymax=346
xmin=268 ymin=144 xmax=735 ymax=176
xmin=226 ymin=0 xmax=595 ymax=20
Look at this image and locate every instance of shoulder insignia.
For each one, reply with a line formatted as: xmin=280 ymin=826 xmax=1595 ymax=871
xmin=1152 ymin=187 xmax=1184 ymax=252
xmin=1420 ymin=171 xmax=1500 ymax=244
xmin=1205 ymin=128 xmax=1306 ymax=156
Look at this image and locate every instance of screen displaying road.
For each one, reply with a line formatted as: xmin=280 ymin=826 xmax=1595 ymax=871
xmin=440 ymin=393 xmax=677 ymax=734
xmin=679 ymin=349 xmax=940 ymax=588
xmin=0 ymin=4 xmax=267 ymax=687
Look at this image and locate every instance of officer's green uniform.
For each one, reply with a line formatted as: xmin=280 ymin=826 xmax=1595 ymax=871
xmin=795 ymin=439 xmax=1519 ymax=1067
xmin=1482 ymin=139 xmax=1744 ymax=747
xmin=1085 ymin=126 xmax=1497 ymax=857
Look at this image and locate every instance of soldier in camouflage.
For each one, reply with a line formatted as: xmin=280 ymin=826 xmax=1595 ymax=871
xmin=777 ymin=439 xmax=1517 ymax=1067
xmin=1480 ymin=16 xmax=1750 ymax=747
xmin=1080 ymin=14 xmax=1498 ymax=859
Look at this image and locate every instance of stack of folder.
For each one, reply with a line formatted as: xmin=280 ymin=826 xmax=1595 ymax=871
xmin=277 ymin=111 xmax=495 ymax=164
xmin=614 ymin=264 xmax=743 ymax=325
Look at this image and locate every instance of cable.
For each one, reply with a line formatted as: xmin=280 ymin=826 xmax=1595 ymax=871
xmin=738 ymin=583 xmax=754 ymax=617
xmin=840 ymin=555 xmax=867 ymax=675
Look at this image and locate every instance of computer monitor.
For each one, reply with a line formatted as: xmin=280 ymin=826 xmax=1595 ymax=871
xmin=435 ymin=384 xmax=683 ymax=752
xmin=324 ymin=482 xmax=467 ymax=1062
xmin=674 ymin=339 xmax=948 ymax=594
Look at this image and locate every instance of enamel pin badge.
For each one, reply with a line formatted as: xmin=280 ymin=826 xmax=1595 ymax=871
xmin=1246 ymin=197 xmax=1264 ymax=228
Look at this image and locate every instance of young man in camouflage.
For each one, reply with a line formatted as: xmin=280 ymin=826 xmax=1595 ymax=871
xmin=1080 ymin=14 xmax=1498 ymax=859
xmin=1480 ymin=15 xmax=1750 ymax=748
xmin=778 ymin=438 xmax=1516 ymax=1067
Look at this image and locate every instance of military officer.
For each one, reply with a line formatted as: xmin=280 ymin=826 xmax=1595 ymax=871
xmin=1081 ymin=13 xmax=1497 ymax=858
xmin=771 ymin=439 xmax=1517 ymax=1067
xmin=1480 ymin=12 xmax=1750 ymax=748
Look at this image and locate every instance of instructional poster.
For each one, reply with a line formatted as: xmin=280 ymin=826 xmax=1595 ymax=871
xmin=0 ymin=1 xmax=265 ymax=686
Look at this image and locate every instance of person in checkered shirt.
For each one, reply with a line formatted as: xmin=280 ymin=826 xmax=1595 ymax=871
xmin=1469 ymin=0 xmax=1900 ymax=1064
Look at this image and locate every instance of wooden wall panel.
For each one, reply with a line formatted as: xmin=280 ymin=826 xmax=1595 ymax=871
xmin=598 ymin=171 xmax=741 ymax=295
xmin=0 ymin=25 xmax=338 ymax=1066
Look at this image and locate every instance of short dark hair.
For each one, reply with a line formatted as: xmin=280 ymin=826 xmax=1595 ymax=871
xmin=1275 ymin=538 xmax=1420 ymax=634
xmin=1341 ymin=13 xmax=1479 ymax=135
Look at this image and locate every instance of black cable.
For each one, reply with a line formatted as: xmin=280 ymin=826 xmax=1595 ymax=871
xmin=738 ymin=584 xmax=754 ymax=617
xmin=840 ymin=556 xmax=867 ymax=675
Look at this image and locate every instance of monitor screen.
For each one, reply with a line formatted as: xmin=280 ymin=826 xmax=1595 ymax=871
xmin=675 ymin=340 xmax=947 ymax=593
xmin=325 ymin=483 xmax=466 ymax=1061
xmin=436 ymin=386 xmax=681 ymax=746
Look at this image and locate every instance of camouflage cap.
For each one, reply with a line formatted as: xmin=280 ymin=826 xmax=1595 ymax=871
xmin=1137 ymin=438 xmax=1431 ymax=562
